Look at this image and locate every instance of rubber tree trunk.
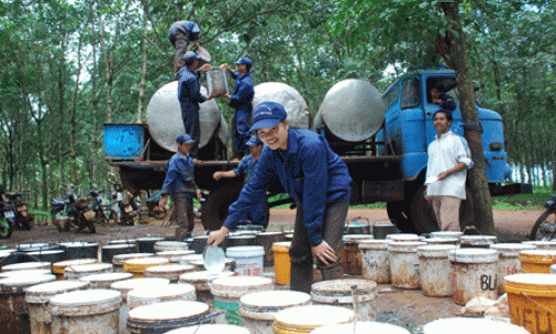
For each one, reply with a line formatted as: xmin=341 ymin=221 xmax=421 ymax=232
xmin=441 ymin=1 xmax=495 ymax=235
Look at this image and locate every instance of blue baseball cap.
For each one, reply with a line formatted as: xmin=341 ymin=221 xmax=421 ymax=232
xmin=246 ymin=135 xmax=263 ymax=146
xmin=235 ymin=57 xmax=253 ymax=69
xmin=183 ymin=51 xmax=200 ymax=63
xmin=176 ymin=133 xmax=195 ymax=144
xmin=249 ymin=102 xmax=288 ymax=133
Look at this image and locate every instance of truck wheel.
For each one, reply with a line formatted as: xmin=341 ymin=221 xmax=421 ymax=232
xmin=201 ymin=180 xmax=244 ymax=231
xmin=386 ymin=202 xmax=418 ymax=233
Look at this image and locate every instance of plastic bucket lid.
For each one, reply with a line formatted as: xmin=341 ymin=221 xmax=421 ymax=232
xmin=274 ymin=305 xmax=354 ymax=329
xmin=358 ymin=240 xmax=390 ymax=250
xmin=65 ymin=262 xmax=113 ymax=276
xmin=124 ymin=257 xmax=170 ymax=272
xmin=178 ymin=271 xmax=234 ymax=291
xmin=210 ymin=275 xmax=273 ymax=299
xmin=0 ymin=273 xmax=56 ymax=294
xmin=272 ymin=242 xmax=291 ymax=251
xmin=417 ymin=245 xmax=457 ymax=258
xmin=386 ymin=233 xmax=421 ymax=242
xmin=164 ymin=324 xmax=251 ymax=334
xmin=0 ymin=269 xmax=51 ymax=279
xmin=145 ymin=264 xmax=194 ymax=278
xmin=310 ymin=321 xmax=411 ymax=334
xmin=490 ymin=243 xmax=536 ymax=256
xmin=459 ymin=235 xmax=497 ymax=244
xmin=127 ymin=301 xmax=209 ymax=329
xmin=226 ymin=246 xmax=264 ymax=257
xmin=127 ymin=283 xmax=196 ymax=309
xmin=110 ymin=277 xmax=170 ymax=300
xmin=1 ymin=261 xmax=51 ymax=272
xmin=311 ymin=279 xmax=377 ymax=303
xmin=519 ymin=250 xmax=556 ymax=264
xmin=25 ymin=280 xmax=89 ymax=304
xmin=154 ymin=241 xmax=189 ymax=252
xmin=239 ymin=290 xmax=310 ymax=320
xmin=112 ymin=253 xmax=154 ymax=265
xmin=448 ymin=248 xmax=498 ymax=263
xmin=179 ymin=254 xmax=203 ymax=264
xmin=48 ymin=289 xmax=122 ymax=316
xmin=388 ymin=241 xmax=427 ymax=252
xmin=422 ymin=317 xmax=529 ymax=334
xmin=504 ymin=273 xmax=556 ymax=297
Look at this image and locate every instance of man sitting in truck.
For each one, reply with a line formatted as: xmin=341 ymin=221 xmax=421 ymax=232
xmin=425 ymin=110 xmax=473 ymax=231
xmin=430 ymin=82 xmax=456 ymax=111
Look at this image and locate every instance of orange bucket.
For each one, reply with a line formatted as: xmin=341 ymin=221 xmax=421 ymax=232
xmin=519 ymin=250 xmax=556 ymax=273
xmin=504 ymin=273 xmax=556 ymax=334
xmin=272 ymin=242 xmax=291 ymax=285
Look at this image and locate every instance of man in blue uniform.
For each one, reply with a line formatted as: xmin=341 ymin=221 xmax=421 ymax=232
xmin=178 ymin=51 xmax=213 ymax=158
xmin=168 ymin=20 xmax=201 ymax=79
xmin=208 ymin=102 xmax=352 ymax=293
xmin=219 ymin=57 xmax=255 ymax=159
xmin=212 ymin=135 xmax=267 ymax=228
xmin=158 ymin=133 xmax=203 ymax=240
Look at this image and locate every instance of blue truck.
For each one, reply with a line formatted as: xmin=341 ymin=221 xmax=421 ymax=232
xmin=104 ymin=69 xmax=528 ymax=233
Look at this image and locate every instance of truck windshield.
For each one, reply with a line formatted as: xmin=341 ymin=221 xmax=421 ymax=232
xmin=400 ymin=77 xmax=419 ymax=109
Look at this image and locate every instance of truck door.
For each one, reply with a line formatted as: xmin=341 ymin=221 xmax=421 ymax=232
xmin=399 ymin=76 xmax=426 ymax=154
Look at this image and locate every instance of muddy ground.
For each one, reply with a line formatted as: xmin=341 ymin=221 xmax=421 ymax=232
xmin=0 ymin=208 xmax=544 ymax=332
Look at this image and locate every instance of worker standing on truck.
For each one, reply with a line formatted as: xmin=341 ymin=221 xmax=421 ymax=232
xmin=168 ymin=20 xmax=201 ymax=79
xmin=207 ymin=102 xmax=353 ymax=293
xmin=425 ymin=110 xmax=474 ymax=231
xmin=158 ymin=133 xmax=203 ymax=240
xmin=212 ymin=135 xmax=268 ymax=228
xmin=219 ymin=58 xmax=255 ymax=160
xmin=178 ymin=51 xmax=213 ymax=158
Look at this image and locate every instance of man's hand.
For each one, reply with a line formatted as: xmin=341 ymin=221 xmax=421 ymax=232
xmin=437 ymin=171 xmax=449 ymax=181
xmin=199 ymin=63 xmax=212 ymax=72
xmin=311 ymin=240 xmax=337 ymax=266
xmin=158 ymin=195 xmax=168 ymax=211
xmin=213 ymin=171 xmax=223 ymax=181
xmin=208 ymin=226 xmax=230 ymax=247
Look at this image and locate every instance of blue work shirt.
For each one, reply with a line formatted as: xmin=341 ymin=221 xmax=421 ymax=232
xmin=233 ymin=154 xmax=258 ymax=185
xmin=229 ymin=72 xmax=254 ymax=113
xmin=161 ymin=152 xmax=197 ymax=196
xmin=223 ymin=129 xmax=352 ymax=246
xmin=177 ymin=67 xmax=206 ymax=117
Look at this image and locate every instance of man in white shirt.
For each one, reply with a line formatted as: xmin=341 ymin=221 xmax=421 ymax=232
xmin=425 ymin=110 xmax=474 ymax=231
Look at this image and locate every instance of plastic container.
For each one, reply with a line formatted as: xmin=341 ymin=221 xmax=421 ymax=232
xmin=51 ymin=258 xmax=99 ymax=280
xmin=123 ymin=257 xmax=170 ymax=278
xmin=358 ymin=240 xmax=391 ymax=283
xmin=418 ymin=245 xmax=456 ymax=297
xmin=239 ymin=290 xmax=310 ymax=334
xmin=165 ymin=324 xmax=250 ymax=334
xmin=126 ymin=301 xmax=212 ymax=333
xmin=389 ymin=241 xmax=426 ymax=289
xmin=448 ymin=248 xmax=499 ymax=305
xmin=144 ymin=264 xmax=195 ymax=282
xmin=273 ymin=305 xmax=355 ymax=334
xmin=64 ymin=262 xmax=113 ymax=280
xmin=49 ymin=289 xmax=122 ymax=334
xmin=504 ymin=273 xmax=556 ymax=334
xmin=156 ymin=250 xmax=195 ymax=263
xmin=112 ymin=253 xmax=154 ymax=272
xmin=127 ymin=283 xmax=196 ymax=309
xmin=341 ymin=235 xmax=374 ymax=275
xmin=79 ymin=272 xmax=134 ymax=289
xmin=256 ymin=231 xmax=285 ymax=267
xmin=153 ymin=241 xmax=189 ymax=252
xmin=209 ymin=275 xmax=273 ymax=325
xmin=311 ymin=279 xmax=377 ymax=321
xmin=310 ymin=321 xmax=411 ymax=334
xmin=59 ymin=242 xmax=99 ymax=260
xmin=490 ymin=243 xmax=536 ymax=294
xmin=25 ymin=280 xmax=90 ymax=334
xmin=519 ymin=250 xmax=556 ymax=273
xmin=422 ymin=317 xmax=530 ymax=334
xmin=272 ymin=241 xmax=291 ymax=285
xmin=226 ymin=246 xmax=264 ymax=276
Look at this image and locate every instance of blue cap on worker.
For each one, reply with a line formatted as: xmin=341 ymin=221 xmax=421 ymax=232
xmin=235 ymin=57 xmax=253 ymax=69
xmin=176 ymin=133 xmax=195 ymax=144
xmin=183 ymin=51 xmax=200 ymax=63
xmin=246 ymin=135 xmax=262 ymax=146
xmin=249 ymin=101 xmax=287 ymax=132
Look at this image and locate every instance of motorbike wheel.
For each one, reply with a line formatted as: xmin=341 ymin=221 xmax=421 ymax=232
xmin=530 ymin=210 xmax=556 ymax=240
xmin=0 ymin=219 xmax=12 ymax=239
xmin=152 ymin=207 xmax=168 ymax=220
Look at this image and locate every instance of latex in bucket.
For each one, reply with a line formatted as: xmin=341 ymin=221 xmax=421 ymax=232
xmin=504 ymin=273 xmax=556 ymax=334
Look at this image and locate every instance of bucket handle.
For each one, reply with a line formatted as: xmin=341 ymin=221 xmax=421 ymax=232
xmin=188 ymin=310 xmax=228 ymax=333
xmin=520 ymin=291 xmax=556 ymax=317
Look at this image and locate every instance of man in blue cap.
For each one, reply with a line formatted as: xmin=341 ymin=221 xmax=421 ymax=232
xmin=178 ymin=51 xmax=213 ymax=158
xmin=219 ymin=57 xmax=255 ymax=159
xmin=212 ymin=135 xmax=268 ymax=228
xmin=168 ymin=21 xmax=202 ymax=79
xmin=159 ymin=133 xmax=203 ymax=240
xmin=208 ymin=102 xmax=353 ymax=293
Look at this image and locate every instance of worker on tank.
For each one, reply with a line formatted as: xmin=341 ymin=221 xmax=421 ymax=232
xmin=168 ymin=20 xmax=202 ymax=79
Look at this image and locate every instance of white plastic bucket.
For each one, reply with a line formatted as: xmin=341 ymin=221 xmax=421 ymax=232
xmin=386 ymin=233 xmax=422 ymax=242
xmin=49 ymin=289 xmax=122 ymax=334
xmin=273 ymin=305 xmax=354 ymax=334
xmin=448 ymin=248 xmax=499 ymax=305
xmin=153 ymin=241 xmax=189 ymax=252
xmin=64 ymin=263 xmax=113 ymax=280
xmin=127 ymin=283 xmax=196 ymax=309
xmin=52 ymin=259 xmax=99 ymax=279
xmin=417 ymin=245 xmax=456 ymax=297
xmin=112 ymin=253 xmax=154 ymax=272
xmin=239 ymin=290 xmax=310 ymax=334
xmin=79 ymin=272 xmax=133 ymax=289
xmin=126 ymin=300 xmax=211 ymax=333
xmin=226 ymin=246 xmax=264 ymax=276
xmin=178 ymin=271 xmax=235 ymax=305
xmin=310 ymin=279 xmax=377 ymax=321
xmin=423 ymin=317 xmax=529 ymax=334
xmin=156 ymin=250 xmax=195 ymax=263
xmin=144 ymin=264 xmax=195 ymax=282
xmin=358 ymin=240 xmax=390 ymax=283
xmin=1 ymin=261 xmax=51 ymax=272
xmin=522 ymin=240 xmax=556 ymax=250
xmin=164 ymin=324 xmax=251 ymax=334
xmin=310 ymin=321 xmax=411 ymax=334
xmin=425 ymin=237 xmax=459 ymax=245
xmin=490 ymin=243 xmax=536 ymax=294
xmin=430 ymin=231 xmax=463 ymax=239
xmin=459 ymin=235 xmax=497 ymax=248
xmin=389 ymin=241 xmax=426 ymax=289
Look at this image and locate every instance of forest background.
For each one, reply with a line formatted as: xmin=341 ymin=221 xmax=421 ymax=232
xmin=1 ymin=0 xmax=554 ymax=210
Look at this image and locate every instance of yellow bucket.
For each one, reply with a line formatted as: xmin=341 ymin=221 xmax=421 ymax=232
xmin=123 ymin=257 xmax=170 ymax=278
xmin=273 ymin=305 xmax=354 ymax=334
xmin=272 ymin=242 xmax=291 ymax=285
xmin=504 ymin=273 xmax=556 ymax=334
xmin=519 ymin=250 xmax=556 ymax=273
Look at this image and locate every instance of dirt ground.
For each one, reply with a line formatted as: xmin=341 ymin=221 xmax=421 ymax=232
xmin=0 ymin=208 xmax=544 ymax=332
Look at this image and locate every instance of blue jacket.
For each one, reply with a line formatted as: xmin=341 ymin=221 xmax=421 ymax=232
xmin=178 ymin=67 xmax=206 ymax=117
xmin=229 ymin=72 xmax=254 ymax=113
xmin=168 ymin=21 xmax=198 ymax=46
xmin=234 ymin=154 xmax=258 ymax=185
xmin=223 ymin=129 xmax=352 ymax=246
xmin=161 ymin=152 xmax=197 ymax=196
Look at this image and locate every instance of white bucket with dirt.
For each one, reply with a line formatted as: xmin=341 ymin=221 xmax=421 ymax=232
xmin=156 ymin=250 xmax=195 ymax=263
xmin=79 ymin=272 xmax=133 ymax=289
xmin=164 ymin=324 xmax=251 ymax=334
xmin=126 ymin=301 xmax=212 ymax=333
xmin=490 ymin=243 xmax=536 ymax=294
xmin=310 ymin=321 xmax=411 ymax=334
xmin=387 ymin=233 xmax=423 ymax=242
xmin=448 ymin=248 xmax=499 ymax=305
xmin=51 ymin=258 xmax=99 ymax=280
xmin=389 ymin=241 xmax=426 ymax=289
xmin=239 ymin=290 xmax=310 ymax=334
xmin=226 ymin=246 xmax=265 ymax=276
xmin=178 ymin=271 xmax=234 ymax=306
xmin=25 ymin=280 xmax=89 ymax=334
xmin=153 ymin=241 xmax=189 ymax=252
xmin=358 ymin=239 xmax=391 ymax=283
xmin=64 ymin=263 xmax=113 ymax=280
xmin=48 ymin=289 xmax=122 ymax=334
xmin=311 ymin=278 xmax=377 ymax=321
xmin=144 ymin=264 xmax=195 ymax=282
xmin=423 ymin=317 xmax=529 ymax=334
xmin=127 ymin=283 xmax=196 ymax=309
xmin=273 ymin=305 xmax=355 ymax=334
xmin=417 ymin=245 xmax=456 ymax=297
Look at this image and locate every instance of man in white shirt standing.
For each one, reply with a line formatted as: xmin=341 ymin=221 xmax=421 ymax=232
xmin=425 ymin=110 xmax=474 ymax=231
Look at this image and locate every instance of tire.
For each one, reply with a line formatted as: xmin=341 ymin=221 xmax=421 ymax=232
xmin=386 ymin=201 xmax=418 ymax=233
xmin=530 ymin=210 xmax=556 ymax=241
xmin=0 ymin=219 xmax=12 ymax=239
xmin=201 ymin=180 xmax=244 ymax=231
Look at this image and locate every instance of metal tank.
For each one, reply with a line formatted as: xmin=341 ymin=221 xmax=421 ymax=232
xmin=145 ymin=81 xmax=229 ymax=153
xmin=314 ymin=79 xmax=386 ymax=142
xmin=252 ymin=82 xmax=310 ymax=129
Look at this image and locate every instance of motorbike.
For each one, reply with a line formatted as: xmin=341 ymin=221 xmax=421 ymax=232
xmin=108 ymin=190 xmax=137 ymax=225
xmin=530 ymin=194 xmax=556 ymax=241
xmin=51 ymin=193 xmax=96 ymax=233
xmin=0 ymin=202 xmax=15 ymax=238
xmin=90 ymin=190 xmax=109 ymax=226
xmin=146 ymin=194 xmax=168 ymax=220
xmin=6 ymin=192 xmax=34 ymax=230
